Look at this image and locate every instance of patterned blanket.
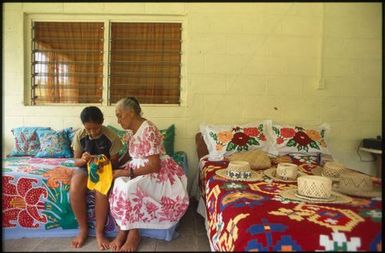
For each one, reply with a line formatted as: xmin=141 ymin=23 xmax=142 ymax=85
xmin=3 ymin=152 xmax=189 ymax=240
xmin=199 ymin=154 xmax=382 ymax=251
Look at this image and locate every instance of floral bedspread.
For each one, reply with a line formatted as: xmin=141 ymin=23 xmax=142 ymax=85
xmin=3 ymin=152 xmax=189 ymax=240
xmin=199 ymin=154 xmax=382 ymax=251
xmin=2 ymin=157 xmax=118 ymax=239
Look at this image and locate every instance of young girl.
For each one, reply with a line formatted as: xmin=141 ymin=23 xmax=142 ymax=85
xmin=70 ymin=106 xmax=122 ymax=250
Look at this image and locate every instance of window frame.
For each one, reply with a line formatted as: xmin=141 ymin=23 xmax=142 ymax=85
xmin=24 ymin=13 xmax=187 ymax=107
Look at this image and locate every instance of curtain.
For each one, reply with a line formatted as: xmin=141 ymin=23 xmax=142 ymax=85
xmin=32 ymin=22 xmax=104 ymax=104
xmin=109 ymin=23 xmax=182 ymax=104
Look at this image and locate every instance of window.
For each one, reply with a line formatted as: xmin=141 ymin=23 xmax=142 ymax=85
xmin=30 ymin=19 xmax=183 ymax=105
xmin=110 ymin=23 xmax=182 ymax=104
xmin=32 ymin=22 xmax=104 ymax=104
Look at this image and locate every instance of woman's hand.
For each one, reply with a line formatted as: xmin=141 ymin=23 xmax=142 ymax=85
xmin=113 ymin=169 xmax=129 ymax=179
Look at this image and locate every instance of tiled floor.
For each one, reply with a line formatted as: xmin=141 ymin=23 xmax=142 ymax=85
xmin=3 ymin=199 xmax=211 ymax=252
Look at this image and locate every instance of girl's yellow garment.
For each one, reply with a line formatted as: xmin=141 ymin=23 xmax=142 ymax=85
xmin=87 ymin=154 xmax=112 ymax=195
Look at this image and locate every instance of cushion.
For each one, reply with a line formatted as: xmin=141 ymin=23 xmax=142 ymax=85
xmin=200 ymin=120 xmax=272 ymax=161
xmin=267 ymin=123 xmax=330 ymax=155
xmin=108 ymin=124 xmax=176 ymax=157
xmin=35 ymin=129 xmax=73 ymax=158
xmin=227 ymin=149 xmax=271 ymax=170
xmin=9 ymin=127 xmax=51 ymax=156
xmin=63 ymin=127 xmax=78 ymax=144
xmin=160 ymin=124 xmax=175 ymax=156
xmin=107 ymin=125 xmax=127 ymax=157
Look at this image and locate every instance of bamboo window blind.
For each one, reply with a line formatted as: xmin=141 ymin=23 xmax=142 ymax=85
xmin=32 ymin=22 xmax=104 ymax=104
xmin=31 ymin=21 xmax=182 ymax=105
xmin=109 ymin=23 xmax=182 ymax=104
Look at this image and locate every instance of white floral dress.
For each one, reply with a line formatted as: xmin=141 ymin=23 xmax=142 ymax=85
xmin=109 ymin=120 xmax=189 ymax=230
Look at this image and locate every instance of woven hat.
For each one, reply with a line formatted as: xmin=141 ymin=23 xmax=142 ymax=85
xmin=279 ymin=175 xmax=352 ymax=204
xmin=216 ymin=161 xmax=263 ymax=182
xmin=264 ymin=163 xmax=305 ymax=182
xmin=312 ymin=161 xmax=347 ymax=181
xmin=333 ymin=170 xmax=381 ymax=198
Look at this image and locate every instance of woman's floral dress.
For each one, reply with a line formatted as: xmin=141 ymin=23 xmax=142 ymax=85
xmin=109 ymin=120 xmax=189 ymax=230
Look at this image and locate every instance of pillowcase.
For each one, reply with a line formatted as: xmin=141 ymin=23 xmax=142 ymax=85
xmin=63 ymin=127 xmax=78 ymax=144
xmin=108 ymin=124 xmax=176 ymax=157
xmin=35 ymin=129 xmax=73 ymax=158
xmin=9 ymin=127 xmax=51 ymax=156
xmin=268 ymin=123 xmax=330 ymax=155
xmin=160 ymin=124 xmax=175 ymax=157
xmin=200 ymin=120 xmax=271 ymax=161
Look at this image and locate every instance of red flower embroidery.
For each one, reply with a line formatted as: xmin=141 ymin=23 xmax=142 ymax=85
xmin=2 ymin=176 xmax=47 ymax=228
xmin=293 ymin=131 xmax=312 ymax=146
xmin=259 ymin=133 xmax=266 ymax=141
xmin=280 ymin=128 xmax=296 ymax=138
xmin=243 ymin=128 xmax=260 ymax=137
xmin=159 ymin=196 xmax=189 ymax=222
xmin=276 ymin=137 xmax=284 ymax=144
xmin=231 ymin=132 xmax=249 ymax=146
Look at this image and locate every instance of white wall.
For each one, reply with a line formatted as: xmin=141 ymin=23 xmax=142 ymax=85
xmin=3 ymin=3 xmax=382 ymax=195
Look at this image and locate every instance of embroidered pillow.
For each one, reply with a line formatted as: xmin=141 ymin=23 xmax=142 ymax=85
xmin=35 ymin=129 xmax=73 ymax=158
xmin=108 ymin=124 xmax=176 ymax=157
xmin=9 ymin=127 xmax=51 ymax=156
xmin=200 ymin=120 xmax=271 ymax=161
xmin=107 ymin=125 xmax=127 ymax=157
xmin=268 ymin=123 xmax=330 ymax=155
xmin=63 ymin=127 xmax=78 ymax=144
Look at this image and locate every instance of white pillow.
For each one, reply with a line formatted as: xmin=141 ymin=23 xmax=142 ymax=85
xmin=267 ymin=122 xmax=331 ymax=156
xmin=199 ymin=120 xmax=272 ymax=161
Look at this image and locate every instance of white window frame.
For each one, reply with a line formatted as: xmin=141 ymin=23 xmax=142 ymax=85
xmin=24 ymin=13 xmax=188 ymax=107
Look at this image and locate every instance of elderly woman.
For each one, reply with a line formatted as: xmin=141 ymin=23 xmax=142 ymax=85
xmin=109 ymin=97 xmax=189 ymax=252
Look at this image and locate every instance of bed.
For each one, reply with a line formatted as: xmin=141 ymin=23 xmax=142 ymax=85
xmin=2 ymin=151 xmax=189 ymax=241
xmin=195 ymin=132 xmax=382 ymax=251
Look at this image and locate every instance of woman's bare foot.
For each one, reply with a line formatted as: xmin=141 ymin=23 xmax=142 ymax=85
xmin=96 ymin=232 xmax=111 ymax=250
xmin=71 ymin=229 xmax=88 ymax=248
xmin=110 ymin=230 xmax=128 ymax=251
xmin=120 ymin=229 xmax=141 ymax=252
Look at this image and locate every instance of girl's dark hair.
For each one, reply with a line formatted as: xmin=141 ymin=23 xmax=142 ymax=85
xmin=116 ymin=97 xmax=142 ymax=116
xmin=80 ymin=106 xmax=104 ymax=124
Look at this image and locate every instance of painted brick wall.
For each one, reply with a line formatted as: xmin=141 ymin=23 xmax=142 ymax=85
xmin=3 ymin=3 xmax=381 ymax=195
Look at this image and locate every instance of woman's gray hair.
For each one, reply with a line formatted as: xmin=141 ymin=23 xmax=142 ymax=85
xmin=116 ymin=97 xmax=142 ymax=116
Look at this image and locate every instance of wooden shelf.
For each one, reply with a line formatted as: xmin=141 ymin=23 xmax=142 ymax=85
xmin=359 ymin=147 xmax=382 ymax=155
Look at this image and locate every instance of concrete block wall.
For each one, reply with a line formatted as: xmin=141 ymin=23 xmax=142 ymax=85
xmin=2 ymin=3 xmax=382 ymax=195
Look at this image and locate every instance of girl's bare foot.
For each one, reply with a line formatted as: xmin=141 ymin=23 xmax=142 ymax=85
xmin=71 ymin=229 xmax=88 ymax=248
xmin=110 ymin=230 xmax=129 ymax=251
xmin=119 ymin=229 xmax=140 ymax=252
xmin=96 ymin=232 xmax=111 ymax=250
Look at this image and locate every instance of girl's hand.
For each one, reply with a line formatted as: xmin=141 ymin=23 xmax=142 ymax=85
xmin=81 ymin=152 xmax=92 ymax=163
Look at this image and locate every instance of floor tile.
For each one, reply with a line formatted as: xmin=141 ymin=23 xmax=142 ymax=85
xmin=2 ymin=201 xmax=210 ymax=252
xmin=2 ymin=238 xmax=44 ymax=252
xmin=137 ymin=237 xmax=157 ymax=251
xmin=155 ymin=230 xmax=198 ymax=251
xmin=194 ymin=214 xmax=208 ymax=236
xmin=196 ymin=234 xmax=211 ymax=252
